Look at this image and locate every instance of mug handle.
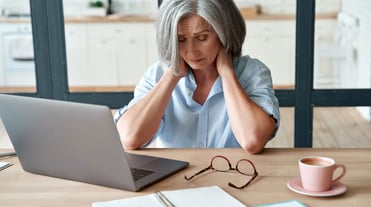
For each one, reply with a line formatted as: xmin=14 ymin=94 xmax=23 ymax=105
xmin=332 ymin=164 xmax=346 ymax=184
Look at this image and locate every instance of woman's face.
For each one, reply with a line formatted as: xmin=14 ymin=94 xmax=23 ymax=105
xmin=177 ymin=15 xmax=222 ymax=70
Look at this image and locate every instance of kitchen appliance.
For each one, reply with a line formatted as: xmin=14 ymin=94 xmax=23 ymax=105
xmin=0 ymin=23 xmax=36 ymax=87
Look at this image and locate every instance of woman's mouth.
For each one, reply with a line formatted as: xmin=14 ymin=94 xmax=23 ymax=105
xmin=189 ymin=58 xmax=203 ymax=64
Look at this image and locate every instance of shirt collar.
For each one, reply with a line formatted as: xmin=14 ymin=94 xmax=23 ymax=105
xmin=185 ymin=69 xmax=223 ymax=99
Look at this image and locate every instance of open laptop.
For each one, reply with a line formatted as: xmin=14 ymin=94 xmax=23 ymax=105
xmin=0 ymin=94 xmax=189 ymax=191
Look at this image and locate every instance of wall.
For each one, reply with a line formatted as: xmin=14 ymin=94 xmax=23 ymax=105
xmin=234 ymin=0 xmax=340 ymax=15
xmin=0 ymin=0 xmax=30 ymax=16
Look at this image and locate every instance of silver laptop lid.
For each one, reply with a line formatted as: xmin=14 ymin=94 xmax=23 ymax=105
xmin=0 ymin=94 xmax=189 ymax=191
xmin=0 ymin=94 xmax=137 ymax=190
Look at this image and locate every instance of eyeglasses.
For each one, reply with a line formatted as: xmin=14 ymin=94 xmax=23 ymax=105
xmin=184 ymin=155 xmax=258 ymax=189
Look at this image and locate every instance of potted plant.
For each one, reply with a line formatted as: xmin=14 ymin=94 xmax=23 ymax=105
xmin=84 ymin=0 xmax=106 ymax=17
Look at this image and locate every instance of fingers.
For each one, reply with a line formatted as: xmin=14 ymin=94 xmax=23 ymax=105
xmin=216 ymin=48 xmax=233 ymax=73
xmin=177 ymin=57 xmax=188 ymax=77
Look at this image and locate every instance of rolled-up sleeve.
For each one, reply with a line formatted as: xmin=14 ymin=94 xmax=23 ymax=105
xmin=235 ymin=56 xmax=280 ymax=138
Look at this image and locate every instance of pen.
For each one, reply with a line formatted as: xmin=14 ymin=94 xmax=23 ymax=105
xmin=0 ymin=152 xmax=16 ymax=158
xmin=156 ymin=191 xmax=175 ymax=207
xmin=0 ymin=162 xmax=13 ymax=171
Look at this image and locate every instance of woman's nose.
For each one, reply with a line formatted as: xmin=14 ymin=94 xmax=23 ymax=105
xmin=186 ymin=41 xmax=198 ymax=54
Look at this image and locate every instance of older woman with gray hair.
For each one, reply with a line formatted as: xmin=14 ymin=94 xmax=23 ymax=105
xmin=114 ymin=0 xmax=280 ymax=154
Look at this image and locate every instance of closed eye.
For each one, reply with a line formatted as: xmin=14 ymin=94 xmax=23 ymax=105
xmin=196 ymin=34 xmax=208 ymax=41
xmin=178 ymin=36 xmax=186 ymax=43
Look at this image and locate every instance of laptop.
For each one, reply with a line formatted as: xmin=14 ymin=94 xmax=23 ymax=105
xmin=0 ymin=94 xmax=189 ymax=191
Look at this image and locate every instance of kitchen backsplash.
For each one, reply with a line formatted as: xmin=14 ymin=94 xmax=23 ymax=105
xmin=0 ymin=0 xmax=340 ymax=18
xmin=0 ymin=0 xmax=158 ymax=18
xmin=63 ymin=0 xmax=158 ymax=17
xmin=0 ymin=0 xmax=30 ymax=17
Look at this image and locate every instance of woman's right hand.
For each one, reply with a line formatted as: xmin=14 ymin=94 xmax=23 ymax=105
xmin=177 ymin=57 xmax=188 ymax=77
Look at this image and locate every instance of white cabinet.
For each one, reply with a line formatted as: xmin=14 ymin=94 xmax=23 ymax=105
xmin=65 ymin=23 xmax=88 ymax=86
xmin=65 ymin=22 xmax=152 ymax=87
xmin=87 ymin=35 xmax=120 ymax=86
xmin=145 ymin=22 xmax=158 ymax=69
xmin=64 ymin=19 xmax=334 ymax=89
xmin=243 ymin=20 xmax=296 ymax=86
xmin=115 ymin=24 xmax=147 ymax=86
xmin=86 ymin=23 xmax=148 ymax=86
xmin=315 ymin=19 xmax=337 ymax=42
xmin=258 ymin=0 xmax=340 ymax=15
xmin=0 ymin=23 xmax=35 ymax=87
xmin=86 ymin=24 xmax=121 ymax=86
xmin=243 ymin=19 xmax=336 ymax=87
xmin=314 ymin=19 xmax=339 ymax=88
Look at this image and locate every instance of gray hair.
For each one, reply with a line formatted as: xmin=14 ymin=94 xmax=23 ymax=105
xmin=156 ymin=0 xmax=246 ymax=74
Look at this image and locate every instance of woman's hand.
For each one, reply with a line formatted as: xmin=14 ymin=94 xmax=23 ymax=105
xmin=176 ymin=57 xmax=188 ymax=77
xmin=216 ymin=47 xmax=234 ymax=76
xmin=164 ymin=57 xmax=188 ymax=82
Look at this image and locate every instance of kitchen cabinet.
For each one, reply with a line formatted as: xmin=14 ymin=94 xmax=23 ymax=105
xmin=65 ymin=22 xmax=150 ymax=87
xmin=115 ymin=23 xmax=147 ymax=86
xmin=86 ymin=23 xmax=147 ymax=86
xmin=0 ymin=23 xmax=35 ymax=87
xmin=258 ymin=0 xmax=340 ymax=15
xmin=243 ymin=20 xmax=296 ymax=87
xmin=87 ymin=35 xmax=120 ymax=86
xmin=243 ymin=19 xmax=337 ymax=88
xmin=314 ymin=19 xmax=342 ymax=88
xmin=65 ymin=23 xmax=88 ymax=86
xmin=86 ymin=24 xmax=121 ymax=86
xmin=63 ymin=18 xmax=335 ymax=89
xmin=145 ymin=22 xmax=158 ymax=70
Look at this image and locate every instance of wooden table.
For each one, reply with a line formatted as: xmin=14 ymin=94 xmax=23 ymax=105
xmin=0 ymin=148 xmax=370 ymax=206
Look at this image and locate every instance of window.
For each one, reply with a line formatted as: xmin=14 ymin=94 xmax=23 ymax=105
xmin=3 ymin=0 xmax=370 ymax=147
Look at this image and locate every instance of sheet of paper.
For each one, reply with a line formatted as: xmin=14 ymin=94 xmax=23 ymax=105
xmin=93 ymin=194 xmax=163 ymax=207
xmin=92 ymin=186 xmax=246 ymax=207
xmin=161 ymin=185 xmax=245 ymax=207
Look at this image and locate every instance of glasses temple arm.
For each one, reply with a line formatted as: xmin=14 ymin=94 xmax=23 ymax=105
xmin=228 ymin=171 xmax=258 ymax=189
xmin=184 ymin=166 xmax=212 ymax=180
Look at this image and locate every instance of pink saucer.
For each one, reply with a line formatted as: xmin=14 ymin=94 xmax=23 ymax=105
xmin=287 ymin=177 xmax=347 ymax=197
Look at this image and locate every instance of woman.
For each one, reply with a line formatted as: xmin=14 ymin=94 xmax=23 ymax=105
xmin=114 ymin=0 xmax=280 ymax=154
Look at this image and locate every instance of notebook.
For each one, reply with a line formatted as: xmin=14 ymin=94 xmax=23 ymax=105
xmin=0 ymin=94 xmax=189 ymax=191
xmin=92 ymin=186 xmax=246 ymax=207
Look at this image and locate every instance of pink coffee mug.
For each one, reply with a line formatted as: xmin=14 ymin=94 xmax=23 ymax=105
xmin=299 ymin=156 xmax=346 ymax=192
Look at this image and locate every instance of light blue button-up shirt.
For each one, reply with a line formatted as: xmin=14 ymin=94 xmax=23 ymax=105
xmin=114 ymin=55 xmax=280 ymax=148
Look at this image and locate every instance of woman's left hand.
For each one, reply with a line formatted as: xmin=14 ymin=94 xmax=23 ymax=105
xmin=216 ymin=47 xmax=234 ymax=76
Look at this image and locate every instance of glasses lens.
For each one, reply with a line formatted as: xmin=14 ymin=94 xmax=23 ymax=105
xmin=211 ymin=156 xmax=231 ymax=172
xmin=236 ymin=159 xmax=255 ymax=175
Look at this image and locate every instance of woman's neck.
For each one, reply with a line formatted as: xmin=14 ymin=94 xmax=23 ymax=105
xmin=191 ymin=66 xmax=219 ymax=105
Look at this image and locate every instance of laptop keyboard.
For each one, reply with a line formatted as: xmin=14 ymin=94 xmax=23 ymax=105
xmin=131 ymin=168 xmax=155 ymax=181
